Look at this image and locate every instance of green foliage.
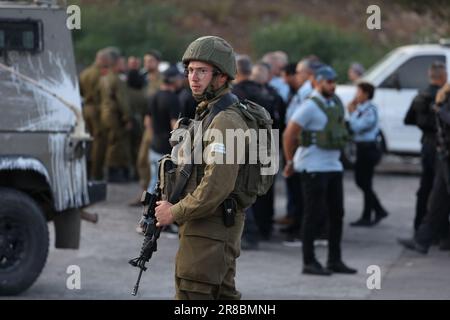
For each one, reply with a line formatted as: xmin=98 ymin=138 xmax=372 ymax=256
xmin=186 ymin=0 xmax=235 ymax=24
xmin=251 ymin=16 xmax=391 ymax=83
xmin=72 ymin=1 xmax=195 ymax=65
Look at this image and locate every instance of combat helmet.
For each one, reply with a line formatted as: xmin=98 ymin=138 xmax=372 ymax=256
xmin=182 ymin=36 xmax=237 ymax=80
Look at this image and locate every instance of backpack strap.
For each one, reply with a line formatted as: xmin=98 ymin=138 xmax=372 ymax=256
xmin=202 ymin=92 xmax=239 ymax=130
xmin=168 ymin=92 xmax=239 ymax=203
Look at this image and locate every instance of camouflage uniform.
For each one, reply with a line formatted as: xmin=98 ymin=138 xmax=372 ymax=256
xmin=79 ymin=63 xmax=106 ymax=180
xmin=171 ymin=101 xmax=248 ymax=299
xmin=99 ymin=70 xmax=131 ymax=170
xmin=127 ymin=86 xmax=147 ymax=180
xmin=168 ymin=36 xmax=250 ymax=299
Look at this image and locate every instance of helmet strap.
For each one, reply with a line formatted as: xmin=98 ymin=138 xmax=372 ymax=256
xmin=192 ymin=74 xmax=230 ymax=102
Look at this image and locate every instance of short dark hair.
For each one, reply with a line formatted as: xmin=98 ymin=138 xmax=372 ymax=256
xmin=282 ymin=63 xmax=297 ymax=76
xmin=429 ymin=61 xmax=446 ymax=80
xmin=236 ymin=55 xmax=252 ymax=76
xmin=145 ymin=49 xmax=162 ymax=61
xmin=357 ymin=81 xmax=375 ymax=100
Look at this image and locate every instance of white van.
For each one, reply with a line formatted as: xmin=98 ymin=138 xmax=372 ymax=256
xmin=336 ymin=42 xmax=450 ymax=160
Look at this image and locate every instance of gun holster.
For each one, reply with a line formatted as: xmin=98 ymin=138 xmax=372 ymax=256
xmin=222 ymin=198 xmax=236 ymax=228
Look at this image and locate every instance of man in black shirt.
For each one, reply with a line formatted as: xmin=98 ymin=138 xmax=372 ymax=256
xmin=281 ymin=63 xmax=298 ymax=108
xmin=404 ymin=61 xmax=449 ymax=243
xmin=232 ymin=55 xmax=266 ymax=249
xmin=243 ymin=61 xmax=283 ymax=240
xmin=233 ymin=57 xmax=275 ymax=113
xmin=178 ymin=78 xmax=197 ymax=119
xmin=399 ymin=81 xmax=450 ymax=253
xmin=145 ymin=66 xmax=181 ymax=192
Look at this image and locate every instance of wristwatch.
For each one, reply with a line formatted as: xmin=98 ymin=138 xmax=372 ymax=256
xmin=286 ymin=160 xmax=293 ymax=166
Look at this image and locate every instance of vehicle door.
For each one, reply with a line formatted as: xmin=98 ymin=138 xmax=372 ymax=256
xmin=376 ymin=54 xmax=446 ymax=153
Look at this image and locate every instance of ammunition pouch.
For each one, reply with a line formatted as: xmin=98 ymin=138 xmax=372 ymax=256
xmin=158 ymin=155 xmax=177 ymax=202
xmin=222 ymin=198 xmax=236 ymax=227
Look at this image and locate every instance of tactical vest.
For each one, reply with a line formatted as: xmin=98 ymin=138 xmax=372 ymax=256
xmin=300 ymin=95 xmax=349 ymax=150
xmin=160 ymin=93 xmax=275 ymax=210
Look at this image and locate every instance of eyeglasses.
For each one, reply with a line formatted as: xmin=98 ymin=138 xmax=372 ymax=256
xmin=184 ymin=67 xmax=220 ymax=79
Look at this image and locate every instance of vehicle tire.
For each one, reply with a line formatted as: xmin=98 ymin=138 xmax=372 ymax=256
xmin=0 ymin=187 xmax=49 ymax=296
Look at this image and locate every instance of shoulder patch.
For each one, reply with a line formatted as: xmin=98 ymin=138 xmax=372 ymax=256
xmin=210 ymin=142 xmax=226 ymax=154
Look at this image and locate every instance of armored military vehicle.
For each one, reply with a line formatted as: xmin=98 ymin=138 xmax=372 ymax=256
xmin=0 ymin=0 xmax=106 ymax=295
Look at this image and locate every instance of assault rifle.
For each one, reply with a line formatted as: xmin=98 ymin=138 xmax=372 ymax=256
xmin=128 ymin=187 xmax=162 ymax=296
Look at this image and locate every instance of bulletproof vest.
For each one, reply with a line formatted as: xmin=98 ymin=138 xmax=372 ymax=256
xmin=161 ymin=93 xmax=239 ymax=204
xmin=300 ymin=95 xmax=349 ymax=150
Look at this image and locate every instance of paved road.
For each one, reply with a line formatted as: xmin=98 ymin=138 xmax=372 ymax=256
xmin=7 ymin=157 xmax=450 ymax=300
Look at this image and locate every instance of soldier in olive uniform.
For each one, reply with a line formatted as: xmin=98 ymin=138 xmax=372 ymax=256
xmin=143 ymin=49 xmax=163 ymax=97
xmin=79 ymin=49 xmax=109 ymax=180
xmin=126 ymin=69 xmax=147 ymax=182
xmin=99 ymin=49 xmax=132 ymax=182
xmin=154 ymin=36 xmax=252 ymax=300
xmin=135 ymin=50 xmax=163 ymax=192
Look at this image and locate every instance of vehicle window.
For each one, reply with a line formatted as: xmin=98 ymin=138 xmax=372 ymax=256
xmin=0 ymin=30 xmax=4 ymax=48
xmin=380 ymin=55 xmax=446 ymax=90
xmin=0 ymin=19 xmax=42 ymax=52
